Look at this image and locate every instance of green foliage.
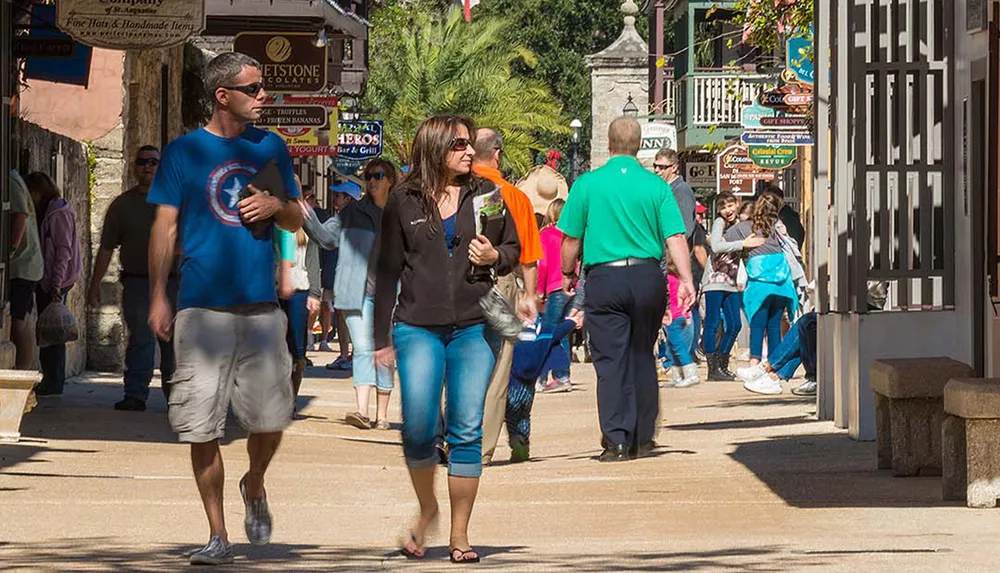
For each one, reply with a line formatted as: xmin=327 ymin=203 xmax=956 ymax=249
xmin=364 ymin=4 xmax=569 ymax=174
xmin=85 ymin=143 xmax=97 ymax=201
xmin=730 ymin=0 xmax=813 ymax=56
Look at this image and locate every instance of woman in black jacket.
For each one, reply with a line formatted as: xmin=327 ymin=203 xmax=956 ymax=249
xmin=374 ymin=115 xmax=520 ymax=564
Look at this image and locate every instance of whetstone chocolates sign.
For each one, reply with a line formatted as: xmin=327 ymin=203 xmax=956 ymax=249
xmin=233 ymin=32 xmax=328 ymax=93
xmin=57 ymin=0 xmax=205 ymax=50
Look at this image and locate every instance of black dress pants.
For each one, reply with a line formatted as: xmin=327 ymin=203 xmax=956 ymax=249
xmin=584 ymin=263 xmax=668 ymax=448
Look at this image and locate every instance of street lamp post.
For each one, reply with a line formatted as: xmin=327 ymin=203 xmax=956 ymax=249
xmin=622 ymin=93 xmax=639 ymax=117
xmin=569 ymin=118 xmax=582 ymax=185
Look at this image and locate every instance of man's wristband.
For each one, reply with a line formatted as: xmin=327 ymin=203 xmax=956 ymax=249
xmin=562 ymin=270 xmax=577 ymax=278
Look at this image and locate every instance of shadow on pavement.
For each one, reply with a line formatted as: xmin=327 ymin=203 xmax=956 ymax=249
xmin=729 ymin=433 xmax=957 ymax=508
xmin=665 ymin=415 xmax=815 ymax=432
xmin=694 ymin=396 xmax=815 ymax=409
xmin=0 ymin=539 xmax=830 ymax=571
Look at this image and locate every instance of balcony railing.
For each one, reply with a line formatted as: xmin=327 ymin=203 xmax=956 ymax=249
xmin=676 ymin=71 xmax=774 ymax=128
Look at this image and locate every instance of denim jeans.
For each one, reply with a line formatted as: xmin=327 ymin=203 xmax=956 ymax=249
xmin=702 ymin=291 xmax=742 ymax=355
xmin=690 ymin=305 xmax=701 ymax=357
xmin=394 ymin=322 xmax=496 ymax=478
xmin=749 ymin=295 xmax=786 ymax=361
xmin=664 ymin=316 xmax=695 ymax=367
xmin=797 ymin=313 xmax=817 ymax=379
xmin=344 ymin=295 xmax=393 ymax=391
xmin=767 ymin=317 xmax=802 ymax=381
xmin=280 ymin=290 xmax=309 ymax=360
xmin=36 ymin=286 xmax=71 ymax=395
xmin=539 ymin=291 xmax=570 ymax=380
xmin=122 ymin=276 xmax=178 ymax=401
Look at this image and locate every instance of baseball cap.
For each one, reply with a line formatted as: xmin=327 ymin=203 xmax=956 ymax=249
xmin=330 ymin=178 xmax=362 ymax=200
xmin=696 ymin=202 xmax=708 ymax=214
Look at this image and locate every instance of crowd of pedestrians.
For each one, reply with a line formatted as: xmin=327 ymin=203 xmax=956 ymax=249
xmin=9 ymin=49 xmax=819 ymax=567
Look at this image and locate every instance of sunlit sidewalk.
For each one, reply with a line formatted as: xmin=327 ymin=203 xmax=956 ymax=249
xmin=1 ymin=357 xmax=998 ymax=571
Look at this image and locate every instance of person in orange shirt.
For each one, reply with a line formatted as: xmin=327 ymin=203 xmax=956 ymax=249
xmin=472 ymin=127 xmax=543 ymax=465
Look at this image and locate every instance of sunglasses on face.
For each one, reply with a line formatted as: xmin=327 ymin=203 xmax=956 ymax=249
xmin=223 ymin=82 xmax=265 ymax=97
xmin=135 ymin=158 xmax=160 ymax=167
xmin=449 ymin=137 xmax=472 ymax=151
xmin=653 ymin=163 xmax=675 ymax=171
xmin=365 ymin=172 xmax=386 ymax=181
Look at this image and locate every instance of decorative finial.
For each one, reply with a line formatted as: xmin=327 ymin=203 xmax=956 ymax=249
xmin=621 ymin=0 xmax=639 ymax=26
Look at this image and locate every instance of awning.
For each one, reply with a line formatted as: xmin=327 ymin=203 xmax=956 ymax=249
xmin=203 ymin=0 xmax=369 ymax=39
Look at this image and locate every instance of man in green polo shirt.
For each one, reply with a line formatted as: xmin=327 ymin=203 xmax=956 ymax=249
xmin=558 ymin=116 xmax=695 ymax=462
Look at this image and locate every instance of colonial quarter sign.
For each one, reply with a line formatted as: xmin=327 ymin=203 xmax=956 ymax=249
xmin=57 ymin=0 xmax=205 ymax=50
xmin=233 ymin=32 xmax=328 ymax=93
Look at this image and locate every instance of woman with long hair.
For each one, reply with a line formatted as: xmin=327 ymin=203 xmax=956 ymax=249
xmin=533 ymin=198 xmax=573 ymax=393
xmin=374 ymin=115 xmax=520 ymax=564
xmin=300 ymin=159 xmax=400 ymax=430
xmin=723 ymin=191 xmax=798 ymax=395
xmin=24 ymin=172 xmax=82 ymax=397
xmin=701 ymin=192 xmax=765 ymax=380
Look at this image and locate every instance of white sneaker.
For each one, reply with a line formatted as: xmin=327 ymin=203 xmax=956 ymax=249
xmin=674 ymin=363 xmax=701 ymax=388
xmin=744 ymin=377 xmax=783 ymax=395
xmin=737 ymin=364 xmax=767 ymax=382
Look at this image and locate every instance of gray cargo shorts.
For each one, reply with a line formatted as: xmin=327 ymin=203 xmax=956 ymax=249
xmin=168 ymin=305 xmax=293 ymax=443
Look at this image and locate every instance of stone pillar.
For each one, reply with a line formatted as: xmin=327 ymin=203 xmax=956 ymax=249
xmin=585 ymin=0 xmax=649 ymax=169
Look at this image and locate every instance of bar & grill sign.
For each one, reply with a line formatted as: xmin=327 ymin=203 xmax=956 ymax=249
xmin=337 ymin=120 xmax=384 ymax=162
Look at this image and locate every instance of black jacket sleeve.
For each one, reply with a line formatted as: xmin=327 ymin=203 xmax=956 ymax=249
xmin=374 ymin=192 xmax=405 ymax=349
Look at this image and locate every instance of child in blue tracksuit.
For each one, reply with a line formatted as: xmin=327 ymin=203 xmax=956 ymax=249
xmin=505 ymin=310 xmax=584 ymax=463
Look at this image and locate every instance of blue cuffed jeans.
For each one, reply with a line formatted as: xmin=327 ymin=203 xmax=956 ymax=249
xmin=394 ymin=322 xmax=496 ymax=478
xmin=122 ymin=276 xmax=178 ymax=401
xmin=663 ymin=316 xmax=695 ymax=368
xmin=344 ymin=296 xmax=394 ymax=391
xmin=540 ymin=291 xmax=571 ymax=380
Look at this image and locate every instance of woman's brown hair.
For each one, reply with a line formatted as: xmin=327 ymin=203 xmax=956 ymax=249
xmin=542 ymin=198 xmax=565 ymax=228
xmin=23 ymin=172 xmax=62 ymax=213
xmin=363 ymin=157 xmax=400 ymax=190
xmin=751 ymin=191 xmax=783 ymax=237
xmin=404 ymin=115 xmax=476 ymax=212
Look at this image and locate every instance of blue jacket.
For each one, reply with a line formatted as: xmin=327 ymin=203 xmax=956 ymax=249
xmin=511 ymin=319 xmax=577 ymax=383
xmin=303 ymin=196 xmax=382 ymax=312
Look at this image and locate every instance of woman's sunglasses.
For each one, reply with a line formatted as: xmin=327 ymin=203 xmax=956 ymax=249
xmin=365 ymin=172 xmax=386 ymax=181
xmin=449 ymin=137 xmax=472 ymax=151
xmin=135 ymin=158 xmax=160 ymax=167
xmin=223 ymin=82 xmax=265 ymax=97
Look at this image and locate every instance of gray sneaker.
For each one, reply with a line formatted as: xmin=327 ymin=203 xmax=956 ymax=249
xmin=239 ymin=474 xmax=272 ymax=546
xmin=792 ymin=380 xmax=818 ymax=396
xmin=189 ymin=536 xmax=234 ymax=565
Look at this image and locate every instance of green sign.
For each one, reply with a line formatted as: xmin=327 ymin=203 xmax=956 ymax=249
xmin=748 ymin=145 xmax=797 ymax=169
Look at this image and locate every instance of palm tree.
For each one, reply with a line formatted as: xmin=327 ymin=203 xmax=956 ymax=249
xmin=364 ymin=8 xmax=569 ymax=175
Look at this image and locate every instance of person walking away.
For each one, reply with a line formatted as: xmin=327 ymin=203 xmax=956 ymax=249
xmin=309 ymin=187 xmax=337 ymax=353
xmin=275 ymin=227 xmax=321 ymax=400
xmin=534 ymin=199 xmax=575 ymax=393
xmin=740 ymin=312 xmax=817 ymax=396
xmin=559 ymin=117 xmax=694 ymax=462
xmin=324 ymin=180 xmax=361 ymax=371
xmin=88 ymin=146 xmax=180 ymax=410
xmin=701 ymin=192 xmax=764 ymax=381
xmin=724 ymin=192 xmax=798 ymax=395
xmin=25 ymin=172 xmax=82 ymax=397
xmin=662 ymin=258 xmax=700 ymax=388
xmin=471 ymin=127 xmax=542 ymax=466
xmin=147 ymin=52 xmax=304 ymax=565
xmin=8 ymin=170 xmax=43 ymax=371
xmin=301 ymin=159 xmax=399 ymax=430
xmin=505 ymin=306 xmax=585 ymax=463
xmin=373 ymin=115 xmax=520 ymax=564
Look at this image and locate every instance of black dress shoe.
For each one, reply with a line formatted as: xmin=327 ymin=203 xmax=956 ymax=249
xmin=114 ymin=397 xmax=147 ymax=412
xmin=599 ymin=443 xmax=630 ymax=462
xmin=633 ymin=440 xmax=658 ymax=458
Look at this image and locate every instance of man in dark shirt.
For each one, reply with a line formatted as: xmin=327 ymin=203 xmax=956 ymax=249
xmin=87 ymin=145 xmax=178 ymax=412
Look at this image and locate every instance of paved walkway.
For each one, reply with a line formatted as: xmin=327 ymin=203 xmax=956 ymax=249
xmin=2 ymin=355 xmax=998 ymax=571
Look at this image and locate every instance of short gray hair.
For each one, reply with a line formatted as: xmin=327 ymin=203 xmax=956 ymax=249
xmin=204 ymin=52 xmax=261 ymax=96
xmin=474 ymin=128 xmax=503 ymax=161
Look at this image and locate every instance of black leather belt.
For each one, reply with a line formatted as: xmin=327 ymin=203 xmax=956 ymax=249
xmin=587 ymin=257 xmax=659 ymax=271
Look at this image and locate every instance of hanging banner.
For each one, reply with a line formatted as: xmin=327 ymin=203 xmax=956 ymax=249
xmin=57 ymin=0 xmax=205 ymax=50
xmin=748 ymin=145 xmax=797 ymax=169
xmin=233 ymin=32 xmax=328 ymax=93
xmin=717 ymin=144 xmax=776 ymax=196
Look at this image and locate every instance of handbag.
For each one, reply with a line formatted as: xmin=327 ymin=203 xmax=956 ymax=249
xmin=37 ymin=297 xmax=79 ymax=347
xmin=478 ymin=270 xmax=523 ymax=342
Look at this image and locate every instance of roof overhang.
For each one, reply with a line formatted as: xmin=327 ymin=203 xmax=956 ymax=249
xmin=204 ymin=0 xmax=368 ymax=38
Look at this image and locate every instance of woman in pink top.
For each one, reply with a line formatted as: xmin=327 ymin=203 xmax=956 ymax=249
xmin=535 ymin=199 xmax=572 ymax=392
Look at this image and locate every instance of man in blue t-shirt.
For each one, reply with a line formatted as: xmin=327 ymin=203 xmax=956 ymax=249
xmin=147 ymin=52 xmax=303 ymax=566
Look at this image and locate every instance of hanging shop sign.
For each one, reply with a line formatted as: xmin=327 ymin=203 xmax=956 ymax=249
xmin=717 ymin=144 xmax=776 ymax=197
xmin=337 ymin=120 xmax=385 ymax=162
xmin=684 ymin=161 xmax=717 ymax=189
xmin=747 ymin=145 xmax=797 ymax=169
xmin=267 ymin=94 xmax=340 ymax=108
xmin=636 ymin=121 xmax=678 ymax=163
xmin=741 ymin=103 xmax=809 ymax=131
xmin=758 ymin=84 xmax=813 ymax=115
xmin=741 ymin=132 xmax=815 ymax=147
xmin=257 ymin=105 xmax=329 ymax=128
xmin=23 ymin=3 xmax=92 ymax=87
xmin=14 ymin=37 xmax=75 ymax=58
xmin=233 ymin=32 xmax=328 ymax=93
xmin=268 ymin=126 xmax=337 ymax=156
xmin=785 ymin=28 xmax=815 ymax=85
xmin=56 ymin=0 xmax=205 ymax=50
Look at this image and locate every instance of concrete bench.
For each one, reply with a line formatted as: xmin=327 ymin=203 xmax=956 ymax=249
xmin=0 ymin=370 xmax=42 ymax=442
xmin=943 ymin=379 xmax=1000 ymax=507
xmin=871 ymin=357 xmax=974 ymax=477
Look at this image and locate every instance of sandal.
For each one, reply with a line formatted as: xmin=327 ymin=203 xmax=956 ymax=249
xmin=450 ymin=547 xmax=481 ymax=564
xmin=344 ymin=411 xmax=371 ymax=429
xmin=398 ymin=508 xmax=439 ymax=560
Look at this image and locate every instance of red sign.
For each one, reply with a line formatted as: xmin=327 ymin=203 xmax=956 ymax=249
xmin=267 ymin=94 xmax=339 ymax=107
xmin=289 ymin=145 xmax=338 ymax=157
xmin=716 ymin=144 xmax=776 ymax=196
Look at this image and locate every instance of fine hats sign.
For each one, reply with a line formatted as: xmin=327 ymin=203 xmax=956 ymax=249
xmin=233 ymin=32 xmax=328 ymax=93
xmin=56 ymin=0 xmax=205 ymax=50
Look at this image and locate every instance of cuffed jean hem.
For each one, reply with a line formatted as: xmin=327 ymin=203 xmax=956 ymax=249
xmin=448 ymin=461 xmax=483 ymax=478
xmin=405 ymin=454 xmax=440 ymax=471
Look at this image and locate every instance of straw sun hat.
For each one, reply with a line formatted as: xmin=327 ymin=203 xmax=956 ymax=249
xmin=515 ymin=165 xmax=570 ymax=214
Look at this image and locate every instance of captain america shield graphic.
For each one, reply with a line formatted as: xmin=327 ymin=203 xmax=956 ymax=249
xmin=206 ymin=161 xmax=257 ymax=226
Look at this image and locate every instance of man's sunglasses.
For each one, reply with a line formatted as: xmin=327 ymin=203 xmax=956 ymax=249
xmin=135 ymin=158 xmax=160 ymax=167
xmin=223 ymin=82 xmax=265 ymax=97
xmin=449 ymin=137 xmax=472 ymax=151
xmin=365 ymin=172 xmax=386 ymax=181
xmin=653 ymin=163 xmax=675 ymax=171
